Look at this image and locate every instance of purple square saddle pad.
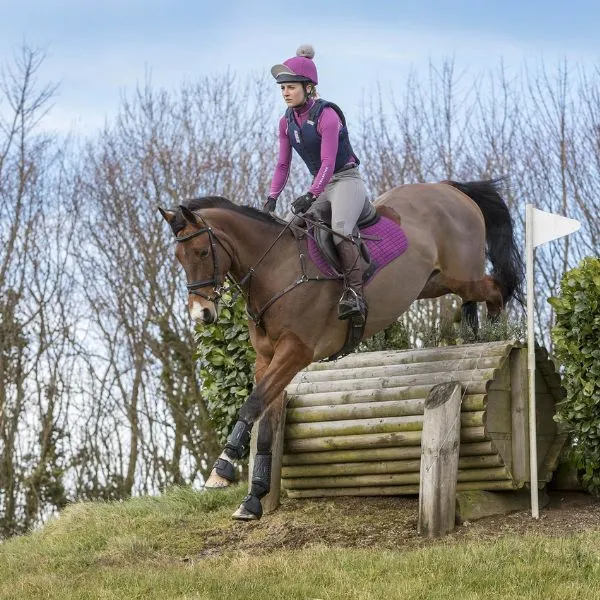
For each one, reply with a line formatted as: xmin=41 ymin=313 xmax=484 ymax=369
xmin=307 ymin=216 xmax=409 ymax=283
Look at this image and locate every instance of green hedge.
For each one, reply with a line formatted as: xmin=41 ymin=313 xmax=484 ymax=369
xmin=194 ymin=291 xmax=256 ymax=446
xmin=549 ymin=257 xmax=600 ymax=495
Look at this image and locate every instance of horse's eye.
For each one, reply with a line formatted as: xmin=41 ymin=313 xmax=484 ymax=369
xmin=199 ymin=248 xmax=209 ymax=258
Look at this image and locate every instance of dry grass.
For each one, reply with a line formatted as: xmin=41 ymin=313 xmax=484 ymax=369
xmin=1 ymin=485 xmax=600 ymax=599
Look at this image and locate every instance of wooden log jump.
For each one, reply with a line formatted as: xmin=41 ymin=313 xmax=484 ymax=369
xmin=253 ymin=341 xmax=567 ymax=515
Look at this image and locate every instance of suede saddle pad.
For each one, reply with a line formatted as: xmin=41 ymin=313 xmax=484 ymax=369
xmin=307 ymin=201 xmax=409 ymax=283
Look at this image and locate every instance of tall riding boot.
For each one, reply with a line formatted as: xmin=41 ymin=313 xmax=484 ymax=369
xmin=337 ymin=239 xmax=367 ymax=322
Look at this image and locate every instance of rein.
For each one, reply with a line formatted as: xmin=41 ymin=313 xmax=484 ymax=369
xmin=174 ymin=209 xmax=341 ymax=329
xmin=239 ymin=214 xmax=343 ymax=328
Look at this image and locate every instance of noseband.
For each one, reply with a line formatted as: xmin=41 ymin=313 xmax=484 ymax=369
xmin=174 ymin=217 xmax=229 ymax=305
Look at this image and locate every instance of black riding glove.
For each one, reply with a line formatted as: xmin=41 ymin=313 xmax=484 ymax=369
xmin=291 ymin=192 xmax=316 ymax=215
xmin=262 ymin=196 xmax=277 ymax=213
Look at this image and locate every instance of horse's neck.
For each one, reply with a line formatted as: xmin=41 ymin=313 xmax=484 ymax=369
xmin=215 ymin=212 xmax=293 ymax=284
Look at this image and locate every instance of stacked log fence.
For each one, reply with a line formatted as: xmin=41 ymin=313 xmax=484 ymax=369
xmin=280 ymin=342 xmax=566 ymax=499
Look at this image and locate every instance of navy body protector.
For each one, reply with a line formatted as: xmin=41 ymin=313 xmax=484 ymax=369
xmin=285 ymin=99 xmax=360 ymax=176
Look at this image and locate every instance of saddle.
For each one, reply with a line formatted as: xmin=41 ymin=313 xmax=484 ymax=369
xmin=307 ymin=198 xmax=380 ymax=278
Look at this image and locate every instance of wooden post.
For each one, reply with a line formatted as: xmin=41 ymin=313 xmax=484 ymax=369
xmin=418 ymin=381 xmax=462 ymax=538
xmin=509 ymin=347 xmax=530 ymax=485
xmin=248 ymin=391 xmax=288 ymax=514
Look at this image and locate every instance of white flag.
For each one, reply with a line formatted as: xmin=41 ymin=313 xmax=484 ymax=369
xmin=525 ymin=203 xmax=580 ymax=520
xmin=531 ymin=206 xmax=580 ymax=248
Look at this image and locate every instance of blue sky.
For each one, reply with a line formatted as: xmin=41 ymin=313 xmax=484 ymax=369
xmin=1 ymin=0 xmax=598 ymax=135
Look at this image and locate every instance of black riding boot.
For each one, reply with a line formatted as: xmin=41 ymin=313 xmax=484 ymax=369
xmin=337 ymin=239 xmax=366 ymax=322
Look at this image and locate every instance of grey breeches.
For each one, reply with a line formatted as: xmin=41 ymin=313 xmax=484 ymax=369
xmin=312 ymin=168 xmax=369 ymax=245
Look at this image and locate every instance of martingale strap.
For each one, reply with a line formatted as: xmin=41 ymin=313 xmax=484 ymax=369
xmin=245 ymin=221 xmax=367 ymax=357
xmin=247 ymin=239 xmax=341 ymax=329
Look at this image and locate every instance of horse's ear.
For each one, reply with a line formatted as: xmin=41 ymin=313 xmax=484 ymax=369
xmin=179 ymin=205 xmax=199 ymax=225
xmin=158 ymin=206 xmax=176 ymax=223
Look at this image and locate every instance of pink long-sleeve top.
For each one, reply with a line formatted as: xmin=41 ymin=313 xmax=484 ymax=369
xmin=269 ymin=98 xmax=353 ymax=198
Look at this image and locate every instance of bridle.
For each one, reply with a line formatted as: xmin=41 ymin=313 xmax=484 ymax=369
xmin=173 ymin=207 xmax=341 ymax=329
xmin=172 ymin=205 xmax=362 ymax=360
xmin=174 ymin=214 xmax=231 ymax=306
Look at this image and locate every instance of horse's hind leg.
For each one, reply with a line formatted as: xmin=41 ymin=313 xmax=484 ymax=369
xmin=461 ymin=301 xmax=479 ymax=338
xmin=418 ymin=272 xmax=480 ymax=337
xmin=455 ymin=276 xmax=504 ymax=329
xmin=481 ymin=275 xmax=504 ymax=321
xmin=420 ymin=273 xmax=504 ymax=329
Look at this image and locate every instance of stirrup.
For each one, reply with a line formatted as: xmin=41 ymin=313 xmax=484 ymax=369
xmin=338 ymin=288 xmax=366 ymax=321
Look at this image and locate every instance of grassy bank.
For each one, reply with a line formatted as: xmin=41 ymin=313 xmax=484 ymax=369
xmin=1 ymin=485 xmax=599 ymax=600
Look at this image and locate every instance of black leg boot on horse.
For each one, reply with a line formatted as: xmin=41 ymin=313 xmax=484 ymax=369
xmin=336 ymin=239 xmax=367 ymax=323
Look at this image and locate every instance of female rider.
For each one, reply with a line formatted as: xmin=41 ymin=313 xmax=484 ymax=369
xmin=263 ymin=44 xmax=369 ymax=323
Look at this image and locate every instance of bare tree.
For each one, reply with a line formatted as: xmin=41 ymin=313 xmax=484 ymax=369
xmin=72 ymin=74 xmax=278 ymax=498
xmin=0 ymin=46 xmax=77 ymax=537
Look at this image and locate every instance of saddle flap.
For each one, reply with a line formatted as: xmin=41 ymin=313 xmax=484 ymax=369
xmin=310 ymin=199 xmax=378 ymax=274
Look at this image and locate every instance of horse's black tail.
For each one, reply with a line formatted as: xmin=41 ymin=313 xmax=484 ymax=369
xmin=447 ymin=179 xmax=524 ymax=307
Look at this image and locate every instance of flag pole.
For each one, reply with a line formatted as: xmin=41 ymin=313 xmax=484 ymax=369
xmin=525 ymin=204 xmax=580 ymax=519
xmin=526 ymin=203 xmax=539 ymax=518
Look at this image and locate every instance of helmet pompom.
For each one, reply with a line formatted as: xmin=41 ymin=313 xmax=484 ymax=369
xmin=296 ymin=44 xmax=315 ymax=60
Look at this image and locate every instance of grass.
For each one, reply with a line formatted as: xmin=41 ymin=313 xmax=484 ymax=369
xmin=1 ymin=485 xmax=600 ymax=600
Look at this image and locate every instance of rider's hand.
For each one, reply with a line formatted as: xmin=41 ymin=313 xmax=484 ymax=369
xmin=262 ymin=196 xmax=277 ymax=213
xmin=291 ymin=192 xmax=316 ymax=215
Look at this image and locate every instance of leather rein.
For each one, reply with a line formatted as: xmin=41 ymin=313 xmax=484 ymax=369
xmin=174 ymin=210 xmax=341 ymax=328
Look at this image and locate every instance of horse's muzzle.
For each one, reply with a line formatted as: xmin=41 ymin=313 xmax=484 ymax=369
xmin=189 ymin=301 xmax=217 ymax=324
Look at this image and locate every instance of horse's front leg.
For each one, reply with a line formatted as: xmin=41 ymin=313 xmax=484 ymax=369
xmin=228 ymin=333 xmax=313 ymax=519
xmin=204 ymin=353 xmax=271 ymax=490
xmin=231 ymin=399 xmax=282 ymax=520
xmin=206 ymin=333 xmax=313 ymax=519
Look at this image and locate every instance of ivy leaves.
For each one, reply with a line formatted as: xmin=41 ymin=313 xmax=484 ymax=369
xmin=550 ymin=257 xmax=600 ymax=495
xmin=194 ymin=292 xmax=255 ymax=445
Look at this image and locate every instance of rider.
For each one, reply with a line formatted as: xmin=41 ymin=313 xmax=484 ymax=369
xmin=263 ymin=44 xmax=368 ymax=322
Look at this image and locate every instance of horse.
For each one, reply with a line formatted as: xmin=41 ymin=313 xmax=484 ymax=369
xmin=159 ymin=179 xmax=524 ymax=520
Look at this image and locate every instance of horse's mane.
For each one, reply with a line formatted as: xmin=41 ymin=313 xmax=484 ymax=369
xmin=171 ymin=196 xmax=284 ymax=234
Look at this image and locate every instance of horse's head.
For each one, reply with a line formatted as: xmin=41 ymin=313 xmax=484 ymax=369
xmin=159 ymin=204 xmax=232 ymax=325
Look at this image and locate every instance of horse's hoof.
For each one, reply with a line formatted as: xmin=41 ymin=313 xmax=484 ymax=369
xmin=231 ymin=504 xmax=261 ymax=521
xmin=204 ymin=470 xmax=231 ymax=489
xmin=232 ymin=494 xmax=263 ymax=521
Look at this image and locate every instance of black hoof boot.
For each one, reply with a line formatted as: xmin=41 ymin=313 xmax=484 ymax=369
xmin=232 ymin=494 xmax=263 ymax=521
xmin=460 ymin=301 xmax=479 ymax=340
xmin=213 ymin=457 xmax=236 ymax=482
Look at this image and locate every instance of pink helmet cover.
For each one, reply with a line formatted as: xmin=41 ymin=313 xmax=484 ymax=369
xmin=271 ymin=45 xmax=318 ymax=85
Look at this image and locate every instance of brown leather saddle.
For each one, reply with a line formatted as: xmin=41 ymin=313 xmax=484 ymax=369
xmin=307 ymin=198 xmax=380 ymax=278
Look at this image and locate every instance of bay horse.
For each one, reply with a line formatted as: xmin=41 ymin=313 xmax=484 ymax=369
xmin=159 ymin=179 xmax=524 ymax=520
